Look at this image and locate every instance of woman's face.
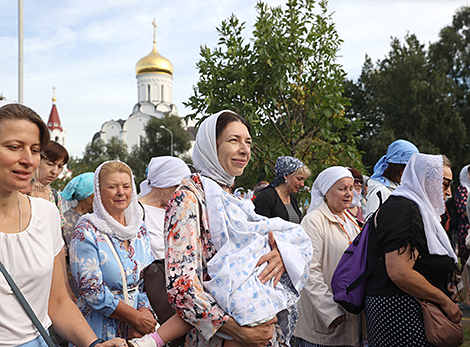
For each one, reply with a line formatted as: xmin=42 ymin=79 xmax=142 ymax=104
xmin=100 ymin=172 xmax=132 ymax=217
xmin=285 ymin=172 xmax=308 ymax=194
xmin=82 ymin=193 xmax=95 ymax=214
xmin=37 ymin=157 xmax=65 ymax=186
xmin=0 ymin=119 xmax=41 ymax=193
xmin=325 ymin=177 xmax=354 ymax=215
xmin=442 ymin=166 xmax=453 ymax=200
xmin=217 ymin=121 xmax=251 ymax=176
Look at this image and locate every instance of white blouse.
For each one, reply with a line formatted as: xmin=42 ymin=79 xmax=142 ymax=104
xmin=0 ymin=197 xmax=64 ymax=347
xmin=141 ymin=203 xmax=166 ymax=260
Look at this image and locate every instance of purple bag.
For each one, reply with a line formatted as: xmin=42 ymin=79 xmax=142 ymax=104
xmin=332 ymin=218 xmax=381 ymax=314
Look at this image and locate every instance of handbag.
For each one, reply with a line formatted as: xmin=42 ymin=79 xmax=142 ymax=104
xmin=0 ymin=260 xmax=56 ymax=347
xmin=419 ymin=299 xmax=463 ymax=347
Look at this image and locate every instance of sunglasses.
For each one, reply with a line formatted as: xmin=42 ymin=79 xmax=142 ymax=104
xmin=354 ymin=179 xmax=363 ymax=186
xmin=443 ymin=177 xmax=453 ymax=188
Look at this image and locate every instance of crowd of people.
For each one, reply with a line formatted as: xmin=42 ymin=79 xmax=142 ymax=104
xmin=0 ymin=101 xmax=465 ymax=347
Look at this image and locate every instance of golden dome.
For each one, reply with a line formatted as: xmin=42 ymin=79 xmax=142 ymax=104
xmin=135 ymin=42 xmax=173 ymax=76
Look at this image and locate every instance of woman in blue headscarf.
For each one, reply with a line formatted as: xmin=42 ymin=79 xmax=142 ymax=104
xmin=254 ymin=156 xmax=311 ymax=223
xmin=61 ymin=172 xmax=95 ymax=298
xmin=364 ymin=140 xmax=419 ymax=220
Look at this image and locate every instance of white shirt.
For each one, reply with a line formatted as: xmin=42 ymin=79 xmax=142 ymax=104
xmin=0 ymin=197 xmax=64 ymax=347
xmin=141 ymin=204 xmax=166 ymax=259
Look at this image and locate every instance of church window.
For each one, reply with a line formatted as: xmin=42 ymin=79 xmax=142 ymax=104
xmin=55 ymin=136 xmax=59 ymax=142
xmin=148 ymin=85 xmax=151 ymax=102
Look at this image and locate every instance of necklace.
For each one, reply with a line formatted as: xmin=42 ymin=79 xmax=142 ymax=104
xmin=17 ymin=194 xmax=22 ymax=232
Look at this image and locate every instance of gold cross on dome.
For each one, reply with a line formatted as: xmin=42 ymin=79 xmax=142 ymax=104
xmin=152 ymin=18 xmax=157 ymax=42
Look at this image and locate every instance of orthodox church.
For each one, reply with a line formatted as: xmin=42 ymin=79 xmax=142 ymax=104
xmin=47 ymin=88 xmax=66 ymax=147
xmin=93 ymin=22 xmax=184 ymax=151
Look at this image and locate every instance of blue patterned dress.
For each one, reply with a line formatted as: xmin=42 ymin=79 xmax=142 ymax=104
xmin=70 ymin=219 xmax=154 ymax=340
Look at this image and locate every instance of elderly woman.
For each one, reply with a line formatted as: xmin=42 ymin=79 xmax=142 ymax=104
xmin=365 ymin=139 xmax=419 ymax=220
xmin=61 ymin=172 xmax=95 ymax=299
xmin=254 ymin=156 xmax=311 ymax=223
xmin=364 ymin=154 xmax=461 ymax=346
xmin=139 ymin=156 xmax=190 ymax=260
xmin=293 ymin=166 xmax=361 ymax=347
xmin=70 ymin=161 xmax=156 ymax=340
xmin=151 ymin=111 xmax=312 ymax=347
xmin=0 ymin=102 xmax=124 ymax=347
xmin=31 ymin=140 xmax=69 ymax=227
xmin=455 ymin=165 xmax=470 ymax=265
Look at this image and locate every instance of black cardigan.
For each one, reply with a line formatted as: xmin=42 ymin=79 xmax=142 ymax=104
xmin=253 ymin=187 xmax=301 ymax=223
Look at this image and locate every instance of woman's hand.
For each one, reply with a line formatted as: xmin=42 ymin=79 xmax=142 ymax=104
xmin=127 ymin=324 xmax=143 ymax=340
xmin=256 ymin=231 xmax=285 ymax=286
xmin=98 ymin=338 xmax=128 ymax=347
xmin=219 ymin=317 xmax=277 ymax=347
xmin=132 ymin=307 xmax=157 ymax=336
xmin=328 ymin=315 xmax=346 ymax=329
xmin=441 ymin=299 xmax=463 ymax=324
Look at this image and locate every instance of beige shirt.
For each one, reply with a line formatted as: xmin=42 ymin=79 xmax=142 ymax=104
xmin=294 ymin=200 xmax=361 ymax=346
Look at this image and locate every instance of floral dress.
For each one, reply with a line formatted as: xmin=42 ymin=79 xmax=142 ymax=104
xmin=455 ymin=185 xmax=470 ymax=263
xmin=165 ymin=174 xmax=292 ymax=347
xmin=70 ymin=219 xmax=154 ymax=340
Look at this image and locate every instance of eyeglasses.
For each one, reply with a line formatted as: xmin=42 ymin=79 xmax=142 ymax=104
xmin=354 ymin=179 xmax=363 ymax=186
xmin=443 ymin=177 xmax=453 ymax=188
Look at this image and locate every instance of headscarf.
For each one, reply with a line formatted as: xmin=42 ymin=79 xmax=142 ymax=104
xmin=269 ymin=156 xmax=306 ymax=188
xmin=392 ymin=153 xmax=458 ymax=262
xmin=78 ymin=161 xmax=142 ymax=241
xmin=192 ymin=110 xmax=238 ymax=187
xmin=308 ymin=166 xmax=353 ymax=213
xmin=139 ymin=156 xmax=191 ymax=197
xmin=459 ymin=165 xmax=470 ymax=192
xmin=61 ymin=172 xmax=94 ymax=201
xmin=371 ymin=139 xmax=419 ymax=187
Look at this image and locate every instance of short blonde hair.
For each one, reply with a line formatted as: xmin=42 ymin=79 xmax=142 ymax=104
xmin=99 ymin=161 xmax=132 ymax=186
xmin=290 ymin=165 xmax=312 ymax=178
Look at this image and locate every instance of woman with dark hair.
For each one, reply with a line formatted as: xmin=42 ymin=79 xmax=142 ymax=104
xmin=365 ymin=139 xmax=419 ymax=220
xmin=32 ymin=140 xmax=69 ymax=226
xmin=129 ymin=111 xmax=311 ymax=347
xmin=364 ymin=154 xmax=461 ymax=346
xmin=0 ymin=102 xmax=124 ymax=347
xmin=254 ymin=156 xmax=311 ymax=223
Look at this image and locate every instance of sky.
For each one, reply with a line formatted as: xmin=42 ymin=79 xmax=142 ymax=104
xmin=1 ymin=0 xmax=469 ymax=157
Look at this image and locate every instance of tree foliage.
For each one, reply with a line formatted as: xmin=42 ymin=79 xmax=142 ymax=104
xmin=128 ymin=115 xmax=192 ymax=184
xmin=185 ymin=0 xmax=363 ymax=190
xmin=344 ymin=33 xmax=466 ymax=171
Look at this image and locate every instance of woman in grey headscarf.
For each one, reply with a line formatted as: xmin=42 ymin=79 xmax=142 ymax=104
xmin=160 ymin=111 xmax=311 ymax=347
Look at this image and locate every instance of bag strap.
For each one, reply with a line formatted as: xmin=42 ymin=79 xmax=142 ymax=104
xmin=0 ymin=260 xmax=56 ymax=347
xmin=100 ymin=233 xmax=130 ymax=305
xmin=346 ymin=209 xmax=382 ymax=293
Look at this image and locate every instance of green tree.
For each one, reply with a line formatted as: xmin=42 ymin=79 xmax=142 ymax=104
xmin=128 ymin=115 xmax=192 ymax=184
xmin=68 ymin=137 xmax=129 ymax=177
xmin=429 ymin=6 xmax=470 ymax=166
xmin=184 ymin=0 xmax=363 ymax=191
xmin=344 ymin=34 xmax=466 ymax=171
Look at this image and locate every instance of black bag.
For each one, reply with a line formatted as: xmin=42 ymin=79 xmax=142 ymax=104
xmin=143 ymin=259 xmax=185 ymax=347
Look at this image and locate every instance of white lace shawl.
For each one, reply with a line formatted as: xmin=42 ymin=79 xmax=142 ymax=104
xmin=78 ymin=161 xmax=143 ymax=241
xmin=392 ymin=154 xmax=458 ymax=262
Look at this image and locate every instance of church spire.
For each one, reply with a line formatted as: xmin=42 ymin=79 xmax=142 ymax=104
xmin=47 ymin=87 xmax=63 ymax=131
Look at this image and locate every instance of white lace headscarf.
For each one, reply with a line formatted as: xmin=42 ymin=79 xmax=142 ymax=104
xmin=192 ymin=110 xmax=238 ymax=187
xmin=459 ymin=165 xmax=470 ymax=192
xmin=79 ymin=161 xmax=142 ymax=241
xmin=308 ymin=166 xmax=353 ymax=213
xmin=392 ymin=153 xmax=457 ymax=262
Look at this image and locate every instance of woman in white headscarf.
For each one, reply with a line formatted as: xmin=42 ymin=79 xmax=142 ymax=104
xmin=364 ymin=154 xmax=461 ymax=347
xmin=138 ymin=156 xmax=191 ymax=260
xmin=293 ymin=166 xmax=361 ymax=347
xmin=70 ymin=161 xmax=156 ymax=340
xmin=137 ymin=111 xmax=312 ymax=347
xmin=455 ymin=165 xmax=470 ymax=264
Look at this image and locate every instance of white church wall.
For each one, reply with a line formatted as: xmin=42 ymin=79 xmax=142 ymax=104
xmin=101 ymin=121 xmax=122 ymax=142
